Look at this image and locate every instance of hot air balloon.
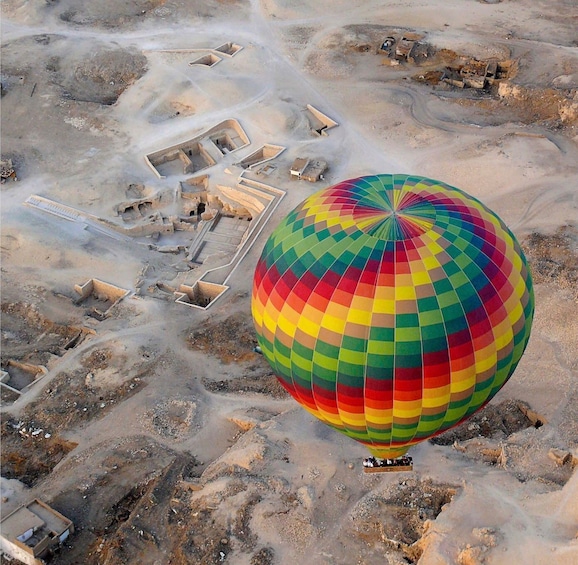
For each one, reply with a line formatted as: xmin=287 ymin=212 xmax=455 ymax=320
xmin=251 ymin=174 xmax=534 ymax=466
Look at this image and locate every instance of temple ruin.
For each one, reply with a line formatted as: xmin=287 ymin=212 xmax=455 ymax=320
xmin=145 ymin=119 xmax=250 ymax=178
xmin=74 ymin=279 xmax=130 ymax=320
xmin=23 ymin=112 xmax=296 ymax=310
xmin=175 ymin=173 xmax=286 ymax=309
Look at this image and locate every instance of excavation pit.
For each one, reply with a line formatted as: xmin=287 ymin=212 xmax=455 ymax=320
xmin=189 ymin=53 xmax=222 ymax=67
xmin=235 ymin=144 xmax=286 ymax=170
xmin=176 ymin=281 xmax=228 ymax=309
xmin=2 ymin=360 xmax=47 ymax=391
xmin=74 ymin=279 xmax=130 ymax=320
xmin=214 ymin=42 xmax=243 ymax=57
xmin=305 ymin=104 xmax=339 ymax=136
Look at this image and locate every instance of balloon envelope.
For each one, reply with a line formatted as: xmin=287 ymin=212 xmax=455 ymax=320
xmin=252 ymin=174 xmax=534 ymax=458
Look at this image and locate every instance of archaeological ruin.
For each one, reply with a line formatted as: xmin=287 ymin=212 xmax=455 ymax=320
xmin=145 ymin=119 xmax=250 ymax=178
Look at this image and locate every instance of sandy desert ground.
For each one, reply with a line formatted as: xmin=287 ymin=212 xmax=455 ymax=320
xmin=1 ymin=1 xmax=578 ymax=564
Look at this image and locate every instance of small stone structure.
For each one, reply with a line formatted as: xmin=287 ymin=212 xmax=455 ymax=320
xmin=175 ymin=281 xmax=229 ymax=309
xmin=303 ymin=160 xmax=327 ymax=182
xmin=115 ymin=186 xmax=172 ymax=221
xmin=378 ymin=32 xmax=426 ymax=63
xmin=0 ymin=499 xmax=74 ymax=565
xmin=179 ymin=175 xmax=210 ymax=217
xmin=0 ymin=361 xmax=47 ymax=395
xmin=145 ymin=119 xmax=250 ymax=178
xmin=180 ymin=175 xmax=209 ymax=194
xmin=213 ymin=42 xmax=243 ymax=57
xmin=305 ymin=104 xmax=338 ymax=136
xmin=235 ymin=144 xmax=286 ymax=170
xmin=188 ymin=42 xmax=243 ymax=66
xmin=145 ymin=42 xmax=243 ymax=59
xmin=461 ymin=59 xmax=497 ymax=89
xmin=442 ymin=58 xmax=510 ymax=90
xmin=290 ymin=158 xmax=328 ymax=181
xmin=189 ymin=53 xmax=222 ymax=67
xmin=290 ymin=158 xmax=310 ymax=179
xmin=74 ymin=279 xmax=130 ymax=320
xmin=0 ymin=368 xmax=21 ymax=404
xmin=395 ymin=35 xmax=421 ymax=61
xmin=395 ymin=36 xmax=415 ymax=60
xmin=378 ymin=32 xmax=431 ymax=64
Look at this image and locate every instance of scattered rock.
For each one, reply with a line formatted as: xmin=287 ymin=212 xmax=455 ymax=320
xmin=548 ymin=448 xmax=575 ymax=467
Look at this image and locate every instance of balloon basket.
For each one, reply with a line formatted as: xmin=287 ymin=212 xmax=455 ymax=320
xmin=362 ymin=456 xmax=413 ymax=473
